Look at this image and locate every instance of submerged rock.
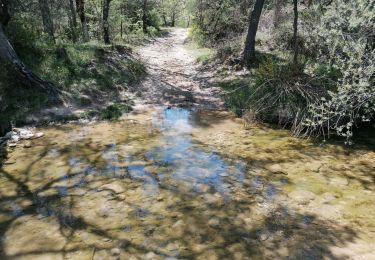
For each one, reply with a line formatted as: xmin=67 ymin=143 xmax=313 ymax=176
xmin=110 ymin=248 xmax=121 ymax=256
xmin=98 ymin=183 xmax=125 ymax=194
xmin=288 ymin=190 xmax=316 ymax=205
xmin=201 ymin=193 xmax=224 ymax=206
xmin=34 ymin=132 xmax=45 ymax=139
xmin=23 ymin=141 xmax=32 ymax=148
xmin=321 ymin=192 xmax=337 ymax=204
xmin=267 ymin=164 xmax=288 ymax=175
xmin=329 ymin=176 xmax=349 ymax=186
xmin=208 ymin=218 xmax=220 ymax=228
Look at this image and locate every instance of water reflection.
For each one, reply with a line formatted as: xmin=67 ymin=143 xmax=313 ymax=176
xmin=142 ymin=108 xmax=247 ymax=198
xmin=0 ymin=108 xmax=374 ymax=259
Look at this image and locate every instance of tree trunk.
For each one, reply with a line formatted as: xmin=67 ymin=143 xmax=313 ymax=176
xmin=0 ymin=0 xmax=10 ymax=26
xmin=38 ymin=0 xmax=55 ymax=43
xmin=0 ymin=0 xmax=60 ymax=136
xmin=76 ymin=0 xmax=89 ymax=42
xmin=293 ymin=0 xmax=298 ymax=64
xmin=162 ymin=14 xmax=167 ymax=27
xmin=0 ymin=25 xmax=60 ymax=102
xmin=171 ymin=13 xmax=176 ymax=27
xmin=102 ymin=0 xmax=111 ymax=44
xmin=243 ymin=0 xmax=265 ymax=66
xmin=68 ymin=0 xmax=78 ymax=42
xmin=273 ymin=0 xmax=282 ymax=30
xmin=187 ymin=15 xmax=191 ymax=28
xmin=142 ymin=0 xmax=148 ymax=33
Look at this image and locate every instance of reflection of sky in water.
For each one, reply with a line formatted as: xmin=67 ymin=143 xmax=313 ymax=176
xmin=65 ymin=108 xmax=247 ymax=199
xmin=143 ymin=108 xmax=246 ymax=197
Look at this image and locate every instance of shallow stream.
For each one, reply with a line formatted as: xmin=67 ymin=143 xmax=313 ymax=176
xmin=0 ymin=107 xmax=374 ymax=259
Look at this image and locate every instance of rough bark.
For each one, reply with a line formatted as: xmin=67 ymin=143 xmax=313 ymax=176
xmin=0 ymin=0 xmax=11 ymax=26
xmin=38 ymin=0 xmax=55 ymax=43
xmin=103 ymin=0 xmax=111 ymax=44
xmin=293 ymin=0 xmax=298 ymax=64
xmin=171 ymin=12 xmax=176 ymax=27
xmin=142 ymin=0 xmax=148 ymax=33
xmin=0 ymin=25 xmax=60 ymax=102
xmin=162 ymin=14 xmax=168 ymax=27
xmin=76 ymin=0 xmax=89 ymax=42
xmin=243 ymin=0 xmax=265 ymax=66
xmin=273 ymin=0 xmax=282 ymax=30
xmin=68 ymin=0 xmax=78 ymax=42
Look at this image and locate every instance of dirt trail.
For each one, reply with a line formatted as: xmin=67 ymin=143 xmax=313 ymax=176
xmin=136 ymin=28 xmax=224 ymax=110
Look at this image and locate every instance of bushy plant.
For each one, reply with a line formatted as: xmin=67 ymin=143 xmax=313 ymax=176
xmin=303 ymin=0 xmax=375 ymax=142
xmin=100 ymin=103 xmax=133 ymax=121
xmin=222 ymin=57 xmax=321 ymax=126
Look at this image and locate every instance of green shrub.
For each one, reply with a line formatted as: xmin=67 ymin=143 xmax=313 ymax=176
xmin=100 ymin=104 xmax=133 ymax=121
xmin=221 ymin=58 xmax=323 ymax=128
xmin=188 ymin=25 xmax=206 ymax=47
xmin=303 ymin=0 xmax=375 ymax=142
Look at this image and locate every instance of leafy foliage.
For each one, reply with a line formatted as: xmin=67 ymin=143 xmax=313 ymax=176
xmin=303 ymin=0 xmax=375 ymax=142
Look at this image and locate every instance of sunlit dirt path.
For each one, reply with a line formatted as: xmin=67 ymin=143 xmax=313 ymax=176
xmin=135 ymin=28 xmax=224 ymax=110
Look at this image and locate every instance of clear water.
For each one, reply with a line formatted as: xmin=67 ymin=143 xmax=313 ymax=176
xmin=0 ymin=108 xmax=374 ymax=259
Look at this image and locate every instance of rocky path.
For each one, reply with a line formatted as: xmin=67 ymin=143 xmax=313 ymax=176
xmin=135 ymin=28 xmax=224 ymax=110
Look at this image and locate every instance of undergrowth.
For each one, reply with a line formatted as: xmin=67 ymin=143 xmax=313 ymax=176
xmin=2 ymin=27 xmax=146 ymax=124
xmin=220 ymin=57 xmax=337 ymax=132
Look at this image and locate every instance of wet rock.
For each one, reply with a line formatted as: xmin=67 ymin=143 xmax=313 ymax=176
xmin=13 ymin=128 xmax=34 ymax=139
xmin=329 ymin=177 xmax=349 ymax=186
xmin=11 ymin=135 xmax=20 ymax=142
xmin=4 ymin=216 xmax=67 ymax=256
xmin=23 ymin=141 xmax=32 ymax=148
xmin=4 ymin=159 xmax=16 ymax=165
xmin=314 ymin=204 xmax=343 ymax=219
xmin=197 ymin=184 xmax=210 ymax=193
xmin=321 ymin=192 xmax=337 ymax=204
xmin=98 ymin=183 xmax=125 ymax=194
xmin=288 ymin=190 xmax=316 ymax=205
xmin=144 ymin=166 xmax=158 ymax=174
xmin=165 ymin=242 xmax=180 ymax=255
xmin=7 ymin=142 xmax=17 ymax=147
xmin=34 ymin=132 xmax=45 ymax=139
xmin=267 ymin=164 xmax=288 ymax=175
xmin=201 ymin=193 xmax=224 ymax=206
xmin=128 ymin=160 xmax=148 ymax=167
xmin=219 ymin=172 xmax=229 ymax=177
xmin=208 ymin=218 xmax=220 ymax=228
xmin=257 ymin=230 xmax=270 ymax=241
xmin=172 ymin=219 xmax=185 ymax=228
xmin=98 ymin=208 xmax=110 ymax=218
xmin=145 ymin=252 xmax=159 ymax=260
xmin=110 ymin=248 xmax=121 ymax=256
xmin=144 ymin=226 xmax=156 ymax=236
xmin=171 ymin=212 xmax=181 ymax=218
xmin=309 ymin=161 xmax=323 ymax=172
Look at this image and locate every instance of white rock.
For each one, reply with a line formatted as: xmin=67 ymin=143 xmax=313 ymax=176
xmin=208 ymin=218 xmax=220 ymax=228
xmin=11 ymin=135 xmax=20 ymax=142
xmin=34 ymin=132 xmax=45 ymax=139
xmin=110 ymin=248 xmax=121 ymax=256
xmin=23 ymin=141 xmax=32 ymax=148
